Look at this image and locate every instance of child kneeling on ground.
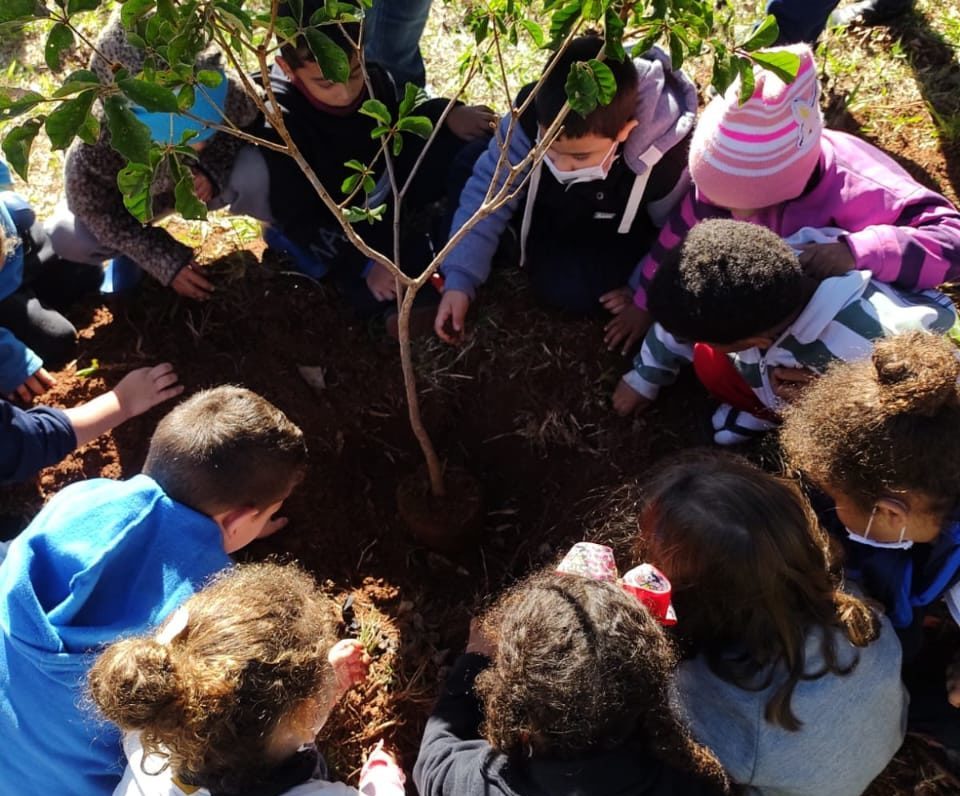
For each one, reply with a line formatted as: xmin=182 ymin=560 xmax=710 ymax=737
xmin=0 ymin=386 xmax=307 ymax=796
xmin=640 ymin=453 xmax=907 ymax=795
xmin=413 ymin=570 xmax=730 ymax=795
xmin=89 ymin=562 xmax=405 ymax=796
xmin=605 ymin=43 xmax=960 ymax=352
xmin=782 ymin=331 xmax=960 ymax=757
xmin=612 ymin=219 xmax=956 ymax=444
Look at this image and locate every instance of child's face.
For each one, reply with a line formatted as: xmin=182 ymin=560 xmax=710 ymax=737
xmin=540 ymin=119 xmax=636 ymax=173
xmin=821 ymin=485 xmax=943 ymax=544
xmin=279 ymin=53 xmax=364 ymax=107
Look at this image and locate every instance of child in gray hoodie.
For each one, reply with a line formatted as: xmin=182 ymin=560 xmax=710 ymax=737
xmin=433 ymin=34 xmax=696 ymax=344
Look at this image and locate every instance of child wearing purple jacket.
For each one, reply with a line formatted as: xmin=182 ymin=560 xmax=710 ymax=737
xmin=605 ymin=44 xmax=960 ymax=352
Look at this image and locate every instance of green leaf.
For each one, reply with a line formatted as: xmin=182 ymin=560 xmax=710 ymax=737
xmin=119 ymin=78 xmax=180 ymax=112
xmin=176 ymin=83 xmax=195 ymax=112
xmin=52 ymin=69 xmax=100 ymax=97
xmin=341 ymin=172 xmax=360 ymax=194
xmin=284 ymin=0 xmax=303 ymax=24
xmin=737 ymin=56 xmax=756 ymax=105
xmin=343 ymin=205 xmax=368 ymax=223
xmin=564 ymin=60 xmax=599 ymax=118
xmin=740 ymin=14 xmax=780 ymax=52
xmin=0 ymin=0 xmax=36 ymax=24
xmin=117 ymin=161 xmax=154 ymax=222
xmin=196 ymin=69 xmax=224 ymax=88
xmin=120 ymin=0 xmax=156 ymax=27
xmin=0 ymin=88 xmax=44 ymax=121
xmin=343 ymin=158 xmax=365 ymax=172
xmin=104 ymin=95 xmax=152 ymax=164
xmin=603 ymin=8 xmax=625 ymax=61
xmin=44 ymin=90 xmax=96 ymax=150
xmin=44 ymin=23 xmax=74 ymax=72
xmin=749 ymin=49 xmax=802 ymax=83
xmin=362 ymin=174 xmax=375 ymax=194
xmin=66 ymin=0 xmax=100 ymax=13
xmin=391 ymin=134 xmax=403 ymax=156
xmin=396 ymin=114 xmax=432 ymax=138
xmin=548 ymin=0 xmax=581 ymax=46
xmin=668 ymin=30 xmax=683 ymax=70
xmin=304 ymin=28 xmax=351 ymax=83
xmin=520 ymin=19 xmax=545 ymax=48
xmin=272 ymin=15 xmax=298 ymax=43
xmin=582 ymin=0 xmax=603 ymax=21
xmin=588 ymin=59 xmax=616 ymax=106
xmin=367 ymin=203 xmax=386 ymax=221
xmin=1 ymin=118 xmax=42 ymax=181
xmin=76 ymin=111 xmax=100 ymax=145
xmin=629 ymin=28 xmax=660 ymax=59
xmin=711 ymin=54 xmax=735 ymax=97
xmin=369 ymin=124 xmax=390 ymax=139
xmin=75 ymin=358 xmax=100 ymax=379
xmin=174 ymin=172 xmax=207 ymax=220
xmin=359 ymin=98 xmax=391 ymax=125
xmin=398 ymin=81 xmax=421 ymax=119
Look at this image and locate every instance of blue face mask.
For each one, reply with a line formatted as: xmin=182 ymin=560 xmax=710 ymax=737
xmin=846 ymin=505 xmax=913 ymax=550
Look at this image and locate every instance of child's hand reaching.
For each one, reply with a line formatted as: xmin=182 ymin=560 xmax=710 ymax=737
xmin=771 ymin=366 xmax=817 ymax=404
xmin=604 ymin=304 xmax=651 ymax=354
xmin=446 ymin=104 xmax=498 ymax=141
xmin=113 ymin=363 xmax=183 ymax=420
xmin=191 ymin=167 xmax=214 ymax=203
xmin=434 ymin=289 xmax=471 ymax=344
xmin=798 ymin=241 xmax=856 ymax=280
xmin=9 ymin=367 xmax=55 ymax=403
xmin=329 ymin=639 xmax=371 ymax=695
xmin=365 ymin=261 xmax=398 ymax=303
xmin=171 ymin=261 xmax=215 ymax=301
xmin=612 ymin=379 xmax=652 ymax=416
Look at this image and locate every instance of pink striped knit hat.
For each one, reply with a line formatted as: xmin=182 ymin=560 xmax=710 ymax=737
xmin=689 ymin=45 xmax=823 ymax=210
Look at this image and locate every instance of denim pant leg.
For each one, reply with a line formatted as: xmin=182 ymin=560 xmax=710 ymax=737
xmin=364 ymin=0 xmax=432 ymax=87
xmin=766 ymin=0 xmax=840 ymax=43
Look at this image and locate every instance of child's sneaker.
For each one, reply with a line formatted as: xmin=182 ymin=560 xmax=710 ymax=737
xmin=101 ymin=256 xmax=142 ymax=294
xmin=263 ymin=225 xmax=329 ymax=279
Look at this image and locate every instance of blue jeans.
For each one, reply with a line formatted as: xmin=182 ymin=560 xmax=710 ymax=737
xmin=364 ymin=0 xmax=431 ymax=88
xmin=766 ymin=0 xmax=840 ymax=43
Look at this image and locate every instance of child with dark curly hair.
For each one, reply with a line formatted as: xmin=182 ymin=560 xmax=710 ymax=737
xmin=88 ymin=562 xmax=404 ymax=796
xmin=782 ymin=332 xmax=960 ymax=752
xmin=640 ymin=453 xmax=907 ymax=795
xmin=413 ymin=570 xmax=730 ymax=796
xmin=612 ymin=219 xmax=956 ymax=444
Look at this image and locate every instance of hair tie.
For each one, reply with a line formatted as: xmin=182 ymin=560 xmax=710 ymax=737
xmin=556 ymin=542 xmax=677 ymax=626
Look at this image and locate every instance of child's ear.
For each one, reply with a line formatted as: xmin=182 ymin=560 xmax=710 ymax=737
xmin=616 ymin=119 xmax=639 ymax=142
xmin=276 ymin=56 xmax=296 ymax=81
xmin=215 ymin=506 xmax=259 ymax=549
xmin=874 ymin=497 xmax=909 ymax=530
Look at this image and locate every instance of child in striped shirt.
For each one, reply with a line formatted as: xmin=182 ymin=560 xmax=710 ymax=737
xmin=611 ymin=219 xmax=956 ymax=444
xmin=604 ymin=43 xmax=960 ymax=354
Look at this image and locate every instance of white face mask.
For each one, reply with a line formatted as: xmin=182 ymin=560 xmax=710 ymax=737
xmin=542 ymin=140 xmax=619 ymax=186
xmin=846 ymin=505 xmax=913 ymax=550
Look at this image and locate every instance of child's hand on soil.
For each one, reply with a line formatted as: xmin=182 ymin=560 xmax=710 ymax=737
xmin=771 ymin=366 xmax=817 ymax=404
xmin=329 ymin=638 xmax=371 ymax=694
xmin=604 ymin=304 xmax=651 ymax=354
xmin=9 ymin=367 xmax=55 ymax=403
xmin=434 ymin=290 xmax=471 ymax=345
xmin=599 ymin=286 xmax=634 ymax=315
xmin=365 ymin=261 xmax=398 ymax=303
xmin=612 ymin=379 xmax=652 ymax=416
xmin=191 ymin=168 xmax=214 ymax=203
xmin=446 ymin=104 xmax=498 ymax=141
xmin=171 ymin=261 xmax=215 ymax=301
xmin=113 ymin=363 xmax=183 ymax=420
xmin=798 ymin=241 xmax=856 ymax=280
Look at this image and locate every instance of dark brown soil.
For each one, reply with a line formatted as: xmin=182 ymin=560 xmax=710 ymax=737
xmin=396 ymin=465 xmax=483 ymax=554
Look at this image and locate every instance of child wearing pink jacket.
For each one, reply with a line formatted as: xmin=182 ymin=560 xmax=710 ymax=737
xmin=605 ymin=44 xmax=960 ymax=353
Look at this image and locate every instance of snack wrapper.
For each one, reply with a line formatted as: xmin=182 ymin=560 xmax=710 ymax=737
xmin=556 ymin=543 xmax=678 ymax=626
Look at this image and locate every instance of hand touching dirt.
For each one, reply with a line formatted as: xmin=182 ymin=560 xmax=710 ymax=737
xmin=604 ymin=303 xmax=651 ymax=354
xmin=113 ymin=363 xmax=183 ymax=419
xmin=10 ymin=367 xmax=55 ymax=403
xmin=329 ymin=638 xmax=372 ymax=695
xmin=446 ymin=104 xmax=498 ymax=141
xmin=171 ymin=261 xmax=215 ymax=300
xmin=435 ymin=290 xmax=471 ymax=344
xmin=798 ymin=241 xmax=856 ymax=280
xmin=612 ymin=379 xmax=653 ymax=416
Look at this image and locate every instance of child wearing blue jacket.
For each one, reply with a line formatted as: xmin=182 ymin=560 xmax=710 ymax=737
xmin=782 ymin=331 xmax=960 ymax=753
xmin=0 ymin=386 xmax=307 ymax=796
